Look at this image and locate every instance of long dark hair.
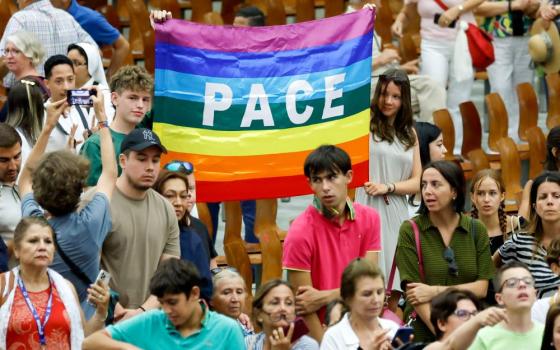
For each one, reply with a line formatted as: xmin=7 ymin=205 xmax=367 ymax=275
xmin=541 ymin=305 xmax=560 ymax=350
xmin=415 ymin=122 xmax=442 ymax=166
xmin=370 ymin=69 xmax=416 ymax=150
xmin=528 ymin=171 xmax=560 ymax=243
xmin=545 ymin=127 xmax=560 ymax=171
xmin=418 ymin=160 xmax=466 ymax=215
xmin=6 ymin=80 xmax=44 ymax=145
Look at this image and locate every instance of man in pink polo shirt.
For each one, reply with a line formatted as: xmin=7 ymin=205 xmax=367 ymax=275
xmin=282 ymin=145 xmax=381 ymax=342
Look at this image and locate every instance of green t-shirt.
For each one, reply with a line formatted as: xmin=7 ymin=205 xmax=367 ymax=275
xmin=468 ymin=322 xmax=544 ymax=350
xmin=396 ymin=213 xmax=495 ymax=343
xmin=80 ymin=128 xmax=127 ymax=186
xmin=107 ymin=307 xmax=245 ymax=349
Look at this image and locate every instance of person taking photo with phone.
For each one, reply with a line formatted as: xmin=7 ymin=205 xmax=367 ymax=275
xmin=18 ymin=77 xmax=117 ymax=319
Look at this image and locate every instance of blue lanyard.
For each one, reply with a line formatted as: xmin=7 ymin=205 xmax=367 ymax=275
xmin=17 ymin=274 xmax=53 ymax=347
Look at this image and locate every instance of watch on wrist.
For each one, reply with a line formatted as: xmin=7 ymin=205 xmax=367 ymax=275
xmin=458 ymin=4 xmax=464 ymax=12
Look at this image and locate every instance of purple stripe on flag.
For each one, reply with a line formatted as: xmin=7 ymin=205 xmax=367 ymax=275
xmin=155 ymin=8 xmax=375 ymax=53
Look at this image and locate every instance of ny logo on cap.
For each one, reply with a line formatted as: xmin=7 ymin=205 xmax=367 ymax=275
xmin=143 ymin=129 xmax=156 ymax=142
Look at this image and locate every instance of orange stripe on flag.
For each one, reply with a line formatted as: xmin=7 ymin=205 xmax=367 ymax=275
xmin=161 ymin=135 xmax=369 ymax=182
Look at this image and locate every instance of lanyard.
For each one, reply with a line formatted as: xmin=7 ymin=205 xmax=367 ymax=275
xmin=17 ymin=274 xmax=53 ymax=347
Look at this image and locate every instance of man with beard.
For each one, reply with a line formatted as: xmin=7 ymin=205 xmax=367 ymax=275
xmin=100 ymin=128 xmax=180 ymax=321
xmin=0 ymin=124 xmax=22 ymax=271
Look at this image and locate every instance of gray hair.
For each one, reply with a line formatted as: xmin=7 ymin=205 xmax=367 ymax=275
xmin=7 ymin=31 xmax=45 ymax=67
xmin=211 ymin=269 xmax=245 ymax=295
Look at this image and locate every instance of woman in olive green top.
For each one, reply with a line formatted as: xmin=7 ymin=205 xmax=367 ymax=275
xmin=396 ymin=160 xmax=495 ymax=342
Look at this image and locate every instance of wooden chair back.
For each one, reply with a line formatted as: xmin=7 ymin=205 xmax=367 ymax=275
xmin=324 ymin=0 xmax=344 ymax=18
xmin=485 ymin=92 xmax=508 ymax=153
xmin=496 ymin=137 xmax=523 ymax=205
xmin=266 ymin=0 xmax=286 ymax=25
xmin=433 ymin=108 xmax=456 ymax=161
xmin=0 ymin=0 xmax=13 ymax=38
xmin=202 ymin=12 xmax=224 ymax=25
xmin=466 ymin=149 xmax=490 ymax=175
xmin=376 ymin=0 xmax=394 ymax=46
xmin=296 ymin=0 xmax=315 ymax=23
xmin=254 ymin=199 xmax=284 ymax=284
xmin=546 ymin=73 xmax=560 ymax=129
xmin=526 ymin=126 xmax=546 ymax=179
xmin=196 ymin=203 xmax=214 ymax=238
xmin=221 ymin=0 xmax=244 ymax=24
xmin=459 ymin=101 xmax=482 ymax=159
xmin=516 ymin=82 xmax=538 ymax=142
xmin=126 ymin=0 xmax=150 ymax=57
xmin=191 ymin=0 xmax=212 ymax=23
xmin=117 ymin=0 xmax=130 ymax=26
xmin=223 ymin=201 xmax=254 ymax=298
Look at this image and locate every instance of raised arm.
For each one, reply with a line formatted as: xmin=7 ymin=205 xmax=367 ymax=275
xmin=92 ymin=86 xmax=117 ymax=200
xmin=18 ymin=98 xmax=67 ymax=196
xmin=474 ymin=0 xmax=530 ymax=17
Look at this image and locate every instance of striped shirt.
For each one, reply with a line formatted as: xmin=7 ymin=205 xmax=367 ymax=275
xmin=499 ymin=233 xmax=560 ymax=297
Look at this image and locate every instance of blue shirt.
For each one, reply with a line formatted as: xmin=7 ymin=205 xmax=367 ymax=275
xmin=0 ymin=238 xmax=7 ymax=273
xmin=179 ymin=226 xmax=212 ymax=301
xmin=67 ymin=0 xmax=120 ymax=46
xmin=22 ymin=192 xmax=112 ymax=318
xmin=108 ymin=306 xmax=245 ymax=349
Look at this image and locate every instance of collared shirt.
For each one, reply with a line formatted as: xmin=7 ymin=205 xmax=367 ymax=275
xmin=0 ymin=0 xmax=97 ymax=88
xmin=321 ymin=313 xmax=399 ymax=350
xmin=0 ymin=183 xmax=20 ymax=243
xmin=107 ymin=304 xmax=245 ymax=349
xmin=396 ymin=213 xmax=494 ymax=343
xmin=311 ymin=196 xmax=355 ymax=221
xmin=282 ymin=201 xmax=381 ymax=321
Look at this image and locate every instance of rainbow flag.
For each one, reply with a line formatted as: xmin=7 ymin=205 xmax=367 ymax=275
xmin=153 ymin=9 xmax=374 ymax=202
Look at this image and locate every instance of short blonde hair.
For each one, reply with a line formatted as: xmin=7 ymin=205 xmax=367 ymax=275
xmin=7 ymin=31 xmax=45 ymax=67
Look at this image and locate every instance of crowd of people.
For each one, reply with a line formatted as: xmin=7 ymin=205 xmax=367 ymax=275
xmin=0 ymin=0 xmax=560 ymax=349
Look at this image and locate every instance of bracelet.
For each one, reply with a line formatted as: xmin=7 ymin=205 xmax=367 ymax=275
xmin=138 ymin=306 xmax=146 ymax=312
xmin=98 ymin=120 xmax=108 ymax=129
xmin=388 ymin=183 xmax=396 ymax=194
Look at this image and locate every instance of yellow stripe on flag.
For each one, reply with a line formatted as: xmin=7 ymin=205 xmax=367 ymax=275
xmin=154 ymin=109 xmax=370 ymax=156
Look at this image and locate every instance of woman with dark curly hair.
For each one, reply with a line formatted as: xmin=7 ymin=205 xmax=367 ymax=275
xmin=18 ymin=85 xmax=117 ymax=319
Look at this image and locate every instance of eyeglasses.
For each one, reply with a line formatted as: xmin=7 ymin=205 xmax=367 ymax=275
xmin=453 ymin=309 xmax=478 ymax=320
xmin=211 ymin=266 xmax=238 ymax=276
xmin=443 ymin=247 xmax=458 ymax=277
xmin=2 ymin=48 xmax=22 ymax=56
xmin=164 ymin=160 xmax=194 ymax=175
xmin=70 ymin=59 xmax=87 ymax=67
xmin=499 ymin=277 xmax=535 ymax=291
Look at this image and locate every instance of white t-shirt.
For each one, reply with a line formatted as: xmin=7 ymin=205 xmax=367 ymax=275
xmin=321 ymin=313 xmax=400 ymax=350
xmin=404 ymin=0 xmax=475 ymax=41
xmin=532 ymin=296 xmax=553 ymax=324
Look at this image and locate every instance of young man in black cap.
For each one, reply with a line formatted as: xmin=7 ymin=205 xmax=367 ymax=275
xmin=97 ymin=127 xmax=180 ymax=321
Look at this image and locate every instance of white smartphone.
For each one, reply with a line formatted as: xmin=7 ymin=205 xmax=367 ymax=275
xmin=95 ymin=269 xmax=111 ymax=286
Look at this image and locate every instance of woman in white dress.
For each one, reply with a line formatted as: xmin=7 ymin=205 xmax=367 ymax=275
xmin=355 ymin=69 xmax=421 ymax=311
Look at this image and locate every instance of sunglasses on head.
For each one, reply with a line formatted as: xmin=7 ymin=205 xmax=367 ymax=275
xmin=443 ymin=246 xmax=459 ymax=277
xmin=211 ymin=266 xmax=239 ymax=276
xmin=164 ymin=160 xmax=194 ymax=175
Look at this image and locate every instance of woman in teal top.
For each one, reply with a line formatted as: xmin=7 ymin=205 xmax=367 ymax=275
xmin=396 ymin=160 xmax=495 ymax=342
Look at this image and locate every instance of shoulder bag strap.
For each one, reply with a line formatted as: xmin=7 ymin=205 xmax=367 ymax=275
xmin=54 ymin=231 xmax=93 ymax=286
xmin=409 ymin=219 xmax=425 ymax=282
xmin=387 ymin=247 xmax=398 ymax=292
xmin=75 ymin=106 xmax=91 ymax=133
xmin=434 ymin=0 xmax=449 ymax=11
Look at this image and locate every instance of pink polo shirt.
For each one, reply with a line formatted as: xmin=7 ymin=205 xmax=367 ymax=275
xmin=282 ymin=202 xmax=381 ymax=296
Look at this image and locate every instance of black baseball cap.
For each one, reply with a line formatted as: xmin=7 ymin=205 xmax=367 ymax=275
xmin=120 ymin=128 xmax=168 ymax=154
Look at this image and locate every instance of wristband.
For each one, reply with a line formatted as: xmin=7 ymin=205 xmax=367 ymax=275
xmin=98 ymin=120 xmax=108 ymax=129
xmin=138 ymin=306 xmax=146 ymax=312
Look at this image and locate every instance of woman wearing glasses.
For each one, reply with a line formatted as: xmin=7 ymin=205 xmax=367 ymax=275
xmin=496 ymin=171 xmax=560 ymax=298
xmin=355 ymin=69 xmax=422 ymax=313
xmin=396 ymin=160 xmax=494 ymax=342
xmin=153 ymin=169 xmax=213 ymax=301
xmin=429 ymin=289 xmax=481 ymax=342
xmin=246 ymin=280 xmax=318 ymax=350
